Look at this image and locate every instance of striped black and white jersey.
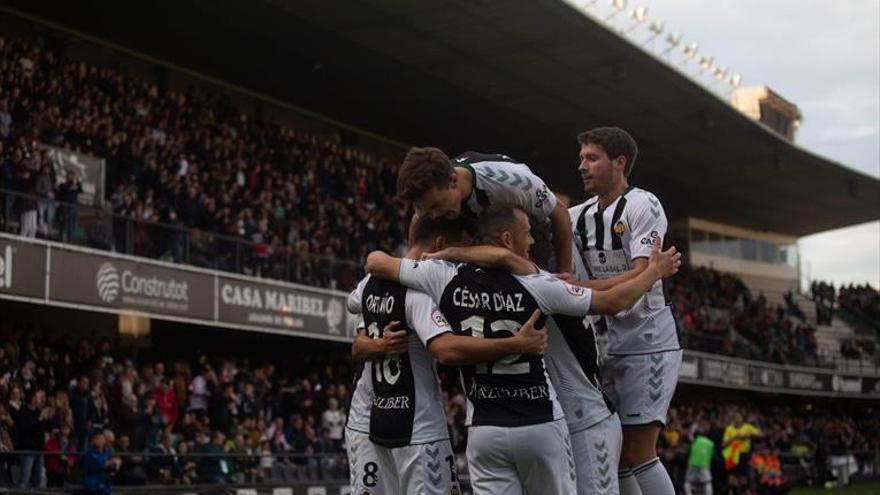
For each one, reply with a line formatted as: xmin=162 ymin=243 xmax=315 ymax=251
xmin=345 ymin=321 xmax=373 ymax=434
xmin=347 ymin=275 xmax=450 ymax=448
xmin=544 ymin=315 xmax=614 ymax=434
xmin=399 ymin=259 xmax=595 ymax=428
xmin=453 ymin=152 xmax=557 ymax=226
xmin=569 ymin=186 xmax=680 ymax=355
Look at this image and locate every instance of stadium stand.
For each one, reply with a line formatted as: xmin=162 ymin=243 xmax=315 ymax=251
xmin=1 ymin=30 xmax=873 ymax=372
xmin=2 ymin=314 xmax=877 ymax=491
xmin=0 ymin=33 xmax=406 ymax=290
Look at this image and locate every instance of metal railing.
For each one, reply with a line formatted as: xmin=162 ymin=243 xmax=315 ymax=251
xmin=0 ymin=188 xmax=365 ymax=291
xmin=1 ymin=449 xmax=350 ymax=487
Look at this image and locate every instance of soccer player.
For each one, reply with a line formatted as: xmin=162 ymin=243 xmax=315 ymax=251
xmin=396 ymin=147 xmax=573 ymax=272
xmin=344 ymin=319 xmax=401 ymax=495
xmin=346 ymin=216 xmax=547 ymax=495
xmin=425 ymin=243 xmax=625 ymax=495
xmin=366 ymin=206 xmax=681 ymax=495
xmin=567 ymin=127 xmax=682 ymax=495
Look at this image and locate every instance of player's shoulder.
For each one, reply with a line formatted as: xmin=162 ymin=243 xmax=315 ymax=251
xmin=568 ymin=197 xmax=599 ymax=222
xmin=625 ymin=186 xmax=662 ymax=207
xmin=453 ymin=151 xmax=520 ymax=166
xmin=515 ymin=270 xmax=589 ymax=298
xmin=404 ymin=288 xmax=434 ymax=305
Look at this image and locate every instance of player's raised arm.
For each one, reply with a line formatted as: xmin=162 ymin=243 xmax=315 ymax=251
xmin=549 ymin=201 xmax=574 ymax=273
xmin=422 ymin=246 xmax=537 ymax=275
xmin=589 ymin=240 xmax=680 ymax=315
xmin=365 ymin=251 xmax=402 ymax=282
xmin=427 ymin=309 xmax=547 ymax=365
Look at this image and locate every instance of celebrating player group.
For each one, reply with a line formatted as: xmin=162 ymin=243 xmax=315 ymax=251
xmin=345 ymin=127 xmax=683 ymax=495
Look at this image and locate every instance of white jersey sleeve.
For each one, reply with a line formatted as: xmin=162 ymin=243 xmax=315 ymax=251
xmin=514 ymin=270 xmax=593 ymax=316
xmin=626 ymin=189 xmax=668 ymax=260
xmin=397 ymin=258 xmax=459 ymax=302
xmin=405 ymin=290 xmax=453 ymax=346
xmin=473 ymin=161 xmax=557 ymax=221
xmin=347 ymin=275 xmax=369 ymax=314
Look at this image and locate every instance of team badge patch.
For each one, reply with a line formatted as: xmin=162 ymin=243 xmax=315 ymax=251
xmin=432 ymin=309 xmax=450 ymax=327
xmin=613 ymin=221 xmax=626 ymax=236
xmin=564 ymin=282 xmax=585 ymax=296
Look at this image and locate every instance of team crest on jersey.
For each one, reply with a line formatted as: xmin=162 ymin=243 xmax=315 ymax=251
xmin=613 ymin=221 xmax=626 ymax=236
xmin=564 ymin=282 xmax=585 ymax=296
xmin=432 ymin=310 xmax=450 ymax=328
xmin=597 ymin=252 xmax=607 ymax=264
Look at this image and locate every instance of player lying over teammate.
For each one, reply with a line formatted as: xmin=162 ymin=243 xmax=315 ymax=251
xmin=396 ymin=147 xmax=573 ymax=272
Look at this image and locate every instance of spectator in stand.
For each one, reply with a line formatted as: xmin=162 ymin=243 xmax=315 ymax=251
xmin=83 ymin=431 xmax=118 ymax=495
xmin=13 ymin=150 xmax=37 ymax=238
xmin=44 ymin=422 xmax=76 ymax=487
xmin=55 ymin=169 xmax=83 ymax=242
xmin=71 ymin=375 xmax=92 ymax=452
xmin=34 ymin=163 xmax=54 ymax=236
xmin=321 ymin=397 xmax=345 ymax=452
xmin=153 ymin=377 xmax=178 ymax=428
xmin=15 ymin=390 xmax=51 ymax=488
xmin=197 ymin=431 xmax=231 ymax=484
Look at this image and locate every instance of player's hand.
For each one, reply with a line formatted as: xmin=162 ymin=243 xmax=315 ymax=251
xmin=515 ymin=310 xmax=546 ymax=356
xmin=555 ymin=272 xmax=576 ymax=283
xmin=648 ymin=238 xmax=681 ymax=279
xmin=379 ymin=321 xmax=409 ymax=355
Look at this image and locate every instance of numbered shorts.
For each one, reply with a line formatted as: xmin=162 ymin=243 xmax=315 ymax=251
xmin=466 ymin=418 xmax=577 ymax=495
xmin=570 ymin=413 xmax=623 ymax=495
xmin=601 ymin=350 xmax=682 ymax=426
xmin=376 ymin=438 xmax=460 ymax=495
xmin=345 ymin=428 xmax=391 ymax=495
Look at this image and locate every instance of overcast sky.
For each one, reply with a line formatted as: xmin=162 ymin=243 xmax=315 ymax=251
xmin=573 ymin=0 xmax=879 ymax=288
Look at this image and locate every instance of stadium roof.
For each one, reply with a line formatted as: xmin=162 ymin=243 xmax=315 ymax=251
xmin=4 ymin=0 xmax=878 ymax=237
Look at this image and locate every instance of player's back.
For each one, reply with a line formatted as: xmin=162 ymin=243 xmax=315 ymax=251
xmin=359 ymin=276 xmax=448 ymax=448
xmin=437 ymin=264 xmax=563 ymax=427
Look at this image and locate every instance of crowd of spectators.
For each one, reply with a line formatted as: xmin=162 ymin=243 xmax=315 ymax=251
xmin=810 ymin=281 xmax=879 ymax=362
xmin=659 ymin=400 xmax=880 ymax=494
xmin=837 ymin=284 xmax=880 ymax=334
xmin=669 ymin=267 xmax=819 ymax=366
xmin=0 ymin=325 xmax=355 ymax=490
xmin=0 ymin=34 xmax=408 ymax=290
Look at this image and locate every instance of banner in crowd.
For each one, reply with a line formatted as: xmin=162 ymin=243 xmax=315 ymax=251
xmin=50 ymin=249 xmax=214 ymax=320
xmin=679 ymin=350 xmax=880 ymax=398
xmin=0 ymin=234 xmax=353 ymax=343
xmin=0 ymin=237 xmax=47 ymax=299
xmin=218 ymin=276 xmax=348 ymax=339
xmin=40 ymin=143 xmax=106 ymax=207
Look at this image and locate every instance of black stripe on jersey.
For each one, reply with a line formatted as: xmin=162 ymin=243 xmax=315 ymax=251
xmin=609 ymin=197 xmax=628 ymax=250
xmin=362 ymin=278 xmax=416 ymax=448
xmin=453 ymin=151 xmax=519 ymax=165
xmin=593 ymin=208 xmax=605 ymax=250
xmin=550 ymin=315 xmax=602 ymax=390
